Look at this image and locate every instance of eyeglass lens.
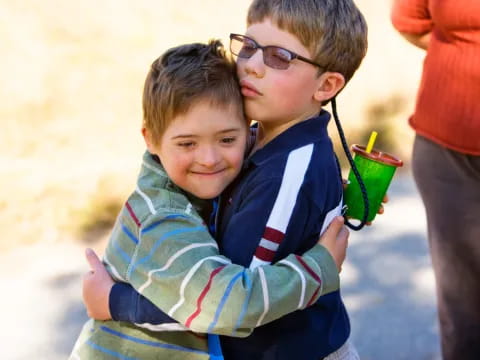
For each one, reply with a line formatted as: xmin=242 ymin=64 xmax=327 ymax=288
xmin=230 ymin=35 xmax=293 ymax=70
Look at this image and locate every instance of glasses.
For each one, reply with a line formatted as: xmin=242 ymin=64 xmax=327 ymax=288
xmin=229 ymin=33 xmax=324 ymax=70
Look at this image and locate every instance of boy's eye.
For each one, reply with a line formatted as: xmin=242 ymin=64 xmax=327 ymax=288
xmin=177 ymin=141 xmax=195 ymax=148
xmin=239 ymin=39 xmax=258 ymax=57
xmin=269 ymin=48 xmax=292 ymax=64
xmin=239 ymin=45 xmax=256 ymax=58
xmin=221 ymin=137 xmax=236 ymax=144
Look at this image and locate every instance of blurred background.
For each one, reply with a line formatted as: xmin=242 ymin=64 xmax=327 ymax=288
xmin=0 ymin=1 xmax=440 ymax=359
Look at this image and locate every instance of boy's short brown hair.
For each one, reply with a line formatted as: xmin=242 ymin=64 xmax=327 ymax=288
xmin=143 ymin=40 xmax=244 ymax=144
xmin=247 ymin=0 xmax=368 ymax=83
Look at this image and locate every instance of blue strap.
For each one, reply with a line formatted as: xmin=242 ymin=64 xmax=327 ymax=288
xmin=207 ymin=199 xmax=223 ymax=359
xmin=207 ymin=334 xmax=224 ymax=360
xmin=208 ymin=198 xmax=219 ymax=235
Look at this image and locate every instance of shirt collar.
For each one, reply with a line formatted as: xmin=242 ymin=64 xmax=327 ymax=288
xmin=247 ymin=110 xmax=331 ymax=166
xmin=141 ymin=151 xmax=210 ymax=214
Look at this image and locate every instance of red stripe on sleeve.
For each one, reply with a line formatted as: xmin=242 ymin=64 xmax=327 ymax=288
xmin=306 ymin=286 xmax=321 ymax=307
xmin=263 ymin=227 xmax=285 ymax=244
xmin=125 ymin=202 xmax=141 ymax=227
xmin=254 ymin=246 xmax=276 ymax=262
xmin=185 ymin=265 xmax=226 ymax=328
xmin=295 ymin=255 xmax=322 ymax=285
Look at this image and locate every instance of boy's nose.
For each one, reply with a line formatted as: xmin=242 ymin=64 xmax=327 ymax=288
xmin=243 ymin=50 xmax=265 ymax=78
xmin=197 ymin=146 xmax=221 ymax=168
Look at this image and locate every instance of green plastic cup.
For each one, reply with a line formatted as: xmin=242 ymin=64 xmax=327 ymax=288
xmin=344 ymin=144 xmax=403 ymax=222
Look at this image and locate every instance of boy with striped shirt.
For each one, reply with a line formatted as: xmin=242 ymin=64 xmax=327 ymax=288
xmin=71 ymin=39 xmax=347 ymax=360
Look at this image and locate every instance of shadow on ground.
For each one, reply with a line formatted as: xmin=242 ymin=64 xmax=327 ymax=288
xmin=44 ymin=271 xmax=89 ymax=359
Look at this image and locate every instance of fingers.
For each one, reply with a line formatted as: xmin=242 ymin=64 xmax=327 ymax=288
xmin=328 ymin=216 xmax=349 ymax=248
xmin=325 ymin=216 xmax=345 ymax=235
xmin=336 ymin=222 xmax=349 ymax=248
xmin=365 ymin=200 xmax=386 ymax=226
xmin=318 ymin=216 xmax=349 ymax=272
xmin=336 ymin=225 xmax=349 ymax=272
xmin=338 ymin=224 xmax=349 ymax=242
xmin=85 ymin=248 xmax=103 ymax=272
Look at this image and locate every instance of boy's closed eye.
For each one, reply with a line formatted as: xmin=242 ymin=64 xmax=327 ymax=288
xmin=177 ymin=141 xmax=196 ymax=148
xmin=273 ymin=51 xmax=290 ymax=62
xmin=176 ymin=137 xmax=238 ymax=149
xmin=239 ymin=43 xmax=256 ymax=57
xmin=220 ymin=136 xmax=237 ymax=145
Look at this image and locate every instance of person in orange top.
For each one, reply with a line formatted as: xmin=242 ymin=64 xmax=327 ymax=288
xmin=391 ymin=1 xmax=480 ymax=359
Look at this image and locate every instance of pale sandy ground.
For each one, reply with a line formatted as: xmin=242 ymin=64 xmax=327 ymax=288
xmin=0 ymin=172 xmax=441 ymax=360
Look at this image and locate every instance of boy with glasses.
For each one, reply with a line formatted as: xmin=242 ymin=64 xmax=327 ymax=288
xmin=71 ymin=39 xmax=349 ymax=360
xmin=84 ymin=0 xmax=368 ymax=359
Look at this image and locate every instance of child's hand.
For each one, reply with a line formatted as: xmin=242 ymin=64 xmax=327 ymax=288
xmin=342 ymin=179 xmax=389 ymax=225
xmin=82 ymin=248 xmax=114 ymax=320
xmin=318 ymin=216 xmax=349 ymax=272
xmin=365 ymin=194 xmax=389 ymax=225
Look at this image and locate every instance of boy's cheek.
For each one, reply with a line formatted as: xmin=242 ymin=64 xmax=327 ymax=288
xmin=236 ymin=59 xmax=247 ymax=77
xmin=229 ymin=146 xmax=246 ymax=175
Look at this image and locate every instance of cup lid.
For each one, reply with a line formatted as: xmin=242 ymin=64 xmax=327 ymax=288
xmin=351 ymin=144 xmax=403 ymax=167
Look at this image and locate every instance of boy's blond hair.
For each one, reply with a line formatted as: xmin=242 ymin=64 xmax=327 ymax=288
xmin=247 ymin=0 xmax=368 ymax=83
xmin=143 ymin=40 xmax=244 ymax=144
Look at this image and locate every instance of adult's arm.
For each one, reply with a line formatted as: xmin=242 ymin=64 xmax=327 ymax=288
xmin=391 ymin=0 xmax=433 ymax=50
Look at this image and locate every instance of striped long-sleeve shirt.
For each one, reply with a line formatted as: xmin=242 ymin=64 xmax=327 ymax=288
xmin=70 ymin=150 xmax=340 ymax=360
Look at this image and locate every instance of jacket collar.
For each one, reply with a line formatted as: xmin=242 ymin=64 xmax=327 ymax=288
xmin=247 ymin=110 xmax=331 ymax=167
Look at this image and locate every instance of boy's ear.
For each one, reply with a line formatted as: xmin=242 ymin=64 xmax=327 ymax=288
xmin=313 ymin=72 xmax=346 ymax=103
xmin=142 ymin=127 xmax=155 ymax=153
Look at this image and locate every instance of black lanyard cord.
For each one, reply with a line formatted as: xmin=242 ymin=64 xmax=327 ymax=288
xmin=331 ymin=97 xmax=369 ymax=231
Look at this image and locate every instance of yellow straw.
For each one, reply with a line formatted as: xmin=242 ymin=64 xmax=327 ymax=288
xmin=365 ymin=131 xmax=378 ymax=153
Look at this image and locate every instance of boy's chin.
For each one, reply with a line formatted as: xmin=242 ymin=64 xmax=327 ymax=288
xmin=191 ymin=188 xmax=224 ymax=200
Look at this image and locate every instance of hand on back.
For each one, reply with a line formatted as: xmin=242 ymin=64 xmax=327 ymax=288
xmin=82 ymin=248 xmax=114 ymax=321
xmin=318 ymin=216 xmax=349 ymax=272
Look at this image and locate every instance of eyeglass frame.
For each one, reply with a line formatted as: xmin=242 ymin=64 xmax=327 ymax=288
xmin=229 ymin=33 xmax=325 ymax=70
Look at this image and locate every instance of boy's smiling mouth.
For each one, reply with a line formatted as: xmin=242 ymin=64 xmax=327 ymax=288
xmin=190 ymin=169 xmax=227 ymax=176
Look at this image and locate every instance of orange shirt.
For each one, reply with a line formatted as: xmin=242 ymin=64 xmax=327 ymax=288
xmin=392 ymin=0 xmax=480 ymax=155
